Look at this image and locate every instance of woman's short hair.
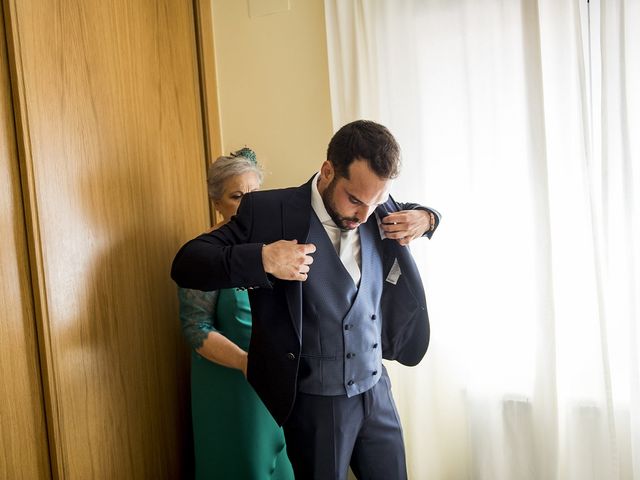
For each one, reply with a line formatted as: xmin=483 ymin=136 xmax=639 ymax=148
xmin=207 ymin=148 xmax=264 ymax=201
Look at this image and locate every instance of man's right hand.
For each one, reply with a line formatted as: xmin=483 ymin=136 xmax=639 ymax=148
xmin=262 ymin=240 xmax=316 ymax=281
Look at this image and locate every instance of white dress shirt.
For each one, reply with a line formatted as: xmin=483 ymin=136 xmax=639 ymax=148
xmin=310 ymin=172 xmax=361 ymax=286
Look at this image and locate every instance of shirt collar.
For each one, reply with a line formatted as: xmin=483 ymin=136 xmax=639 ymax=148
xmin=310 ymin=172 xmax=338 ymax=228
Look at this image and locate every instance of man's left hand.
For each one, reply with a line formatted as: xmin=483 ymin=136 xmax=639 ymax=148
xmin=381 ymin=210 xmax=435 ymax=246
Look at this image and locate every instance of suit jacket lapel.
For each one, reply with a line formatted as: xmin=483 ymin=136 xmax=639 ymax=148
xmin=281 ymin=177 xmax=314 ymax=343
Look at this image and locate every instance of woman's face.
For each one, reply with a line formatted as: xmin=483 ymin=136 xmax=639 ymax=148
xmin=214 ymin=171 xmax=260 ymax=221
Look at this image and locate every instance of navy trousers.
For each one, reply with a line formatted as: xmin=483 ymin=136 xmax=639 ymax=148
xmin=282 ymin=370 xmax=408 ymax=480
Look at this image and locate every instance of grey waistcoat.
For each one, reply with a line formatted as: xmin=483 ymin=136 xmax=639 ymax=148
xmin=297 ymin=213 xmax=384 ymax=397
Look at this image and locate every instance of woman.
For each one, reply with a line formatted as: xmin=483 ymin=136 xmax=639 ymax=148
xmin=178 ymin=148 xmax=294 ymax=480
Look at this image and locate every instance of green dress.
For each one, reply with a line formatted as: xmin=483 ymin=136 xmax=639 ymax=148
xmin=178 ymin=287 xmax=294 ymax=480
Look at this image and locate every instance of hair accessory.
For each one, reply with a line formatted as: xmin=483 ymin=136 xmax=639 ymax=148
xmin=231 ymin=147 xmax=257 ymax=165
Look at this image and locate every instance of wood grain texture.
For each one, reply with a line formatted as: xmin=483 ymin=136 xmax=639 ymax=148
xmin=0 ymin=5 xmax=51 ymax=479
xmin=194 ymin=0 xmax=223 ymax=162
xmin=4 ymin=0 xmax=209 ymax=477
xmin=193 ymin=0 xmax=223 ymax=225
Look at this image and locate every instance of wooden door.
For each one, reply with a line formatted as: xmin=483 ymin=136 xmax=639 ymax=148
xmin=3 ymin=0 xmax=209 ymax=477
xmin=0 ymin=5 xmax=51 ymax=478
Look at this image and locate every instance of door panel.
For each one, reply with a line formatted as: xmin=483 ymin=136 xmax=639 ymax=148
xmin=4 ymin=0 xmax=209 ymax=477
xmin=0 ymin=5 xmax=50 ymax=479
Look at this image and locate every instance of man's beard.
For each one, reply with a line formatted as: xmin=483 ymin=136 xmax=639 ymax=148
xmin=322 ymin=177 xmax=361 ymax=231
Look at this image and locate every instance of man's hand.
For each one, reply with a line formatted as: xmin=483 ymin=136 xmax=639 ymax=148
xmin=381 ymin=209 xmax=435 ymax=246
xmin=262 ymin=240 xmax=316 ymax=281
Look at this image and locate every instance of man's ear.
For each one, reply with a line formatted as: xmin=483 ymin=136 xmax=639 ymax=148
xmin=320 ymin=160 xmax=334 ymax=183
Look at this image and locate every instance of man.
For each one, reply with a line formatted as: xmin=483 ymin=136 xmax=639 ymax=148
xmin=171 ymin=120 xmax=440 ymax=479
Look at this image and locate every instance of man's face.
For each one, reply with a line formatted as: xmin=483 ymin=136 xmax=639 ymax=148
xmin=319 ymin=159 xmax=391 ymax=231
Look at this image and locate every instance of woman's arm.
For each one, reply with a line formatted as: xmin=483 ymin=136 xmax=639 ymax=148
xmin=178 ymin=288 xmax=248 ymax=376
xmin=197 ymin=332 xmax=248 ymax=376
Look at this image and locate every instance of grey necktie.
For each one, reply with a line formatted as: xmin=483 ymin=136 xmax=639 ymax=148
xmin=339 ymin=229 xmax=361 ymax=286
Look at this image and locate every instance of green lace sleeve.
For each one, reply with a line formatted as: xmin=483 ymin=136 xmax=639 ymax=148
xmin=177 ymin=288 xmax=219 ymax=350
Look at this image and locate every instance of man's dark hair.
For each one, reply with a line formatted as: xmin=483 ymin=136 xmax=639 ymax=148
xmin=326 ymin=120 xmax=401 ymax=180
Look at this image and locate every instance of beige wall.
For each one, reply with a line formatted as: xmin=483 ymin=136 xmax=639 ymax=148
xmin=210 ymin=0 xmax=333 ymax=189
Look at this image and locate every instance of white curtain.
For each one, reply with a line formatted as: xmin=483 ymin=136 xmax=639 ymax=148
xmin=324 ymin=0 xmax=640 ymax=478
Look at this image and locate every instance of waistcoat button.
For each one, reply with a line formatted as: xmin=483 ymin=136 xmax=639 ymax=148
xmin=286 ymin=352 xmax=296 ymax=360
xmin=347 ymin=380 xmax=354 ymax=386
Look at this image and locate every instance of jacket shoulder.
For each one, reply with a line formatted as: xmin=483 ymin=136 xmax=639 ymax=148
xmin=244 ymin=186 xmax=299 ymax=206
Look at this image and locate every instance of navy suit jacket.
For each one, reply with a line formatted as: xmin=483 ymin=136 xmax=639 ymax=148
xmin=171 ymin=177 xmax=440 ymax=425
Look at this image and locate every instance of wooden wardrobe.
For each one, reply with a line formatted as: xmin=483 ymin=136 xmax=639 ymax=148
xmin=0 ymin=1 xmax=214 ymax=477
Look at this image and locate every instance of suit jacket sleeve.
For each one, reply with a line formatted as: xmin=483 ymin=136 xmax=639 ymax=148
xmin=171 ymin=193 xmax=272 ymax=291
